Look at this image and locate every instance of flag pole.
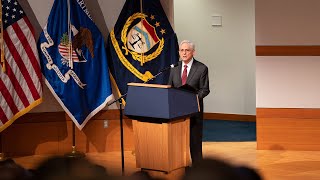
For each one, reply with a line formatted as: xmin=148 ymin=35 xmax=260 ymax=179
xmin=65 ymin=122 xmax=85 ymax=158
xmin=65 ymin=0 xmax=83 ymax=157
xmin=67 ymin=0 xmax=73 ymax=69
xmin=0 ymin=0 xmax=9 ymax=163
xmin=140 ymin=0 xmax=145 ymax=66
xmin=0 ymin=133 xmax=7 ymax=161
xmin=0 ymin=0 xmax=6 ymax=72
xmin=63 ymin=0 xmax=84 ymax=159
xmin=0 ymin=133 xmax=14 ymax=164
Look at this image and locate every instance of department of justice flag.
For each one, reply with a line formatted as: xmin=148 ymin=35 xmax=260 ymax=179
xmin=107 ymin=0 xmax=179 ymax=103
xmin=38 ymin=0 xmax=113 ymax=130
xmin=0 ymin=0 xmax=42 ymax=132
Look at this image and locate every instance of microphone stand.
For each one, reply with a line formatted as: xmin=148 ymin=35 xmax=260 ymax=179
xmin=106 ymin=64 xmax=175 ymax=176
xmin=107 ymin=93 xmax=127 ymax=176
xmin=142 ymin=64 xmax=175 ymax=84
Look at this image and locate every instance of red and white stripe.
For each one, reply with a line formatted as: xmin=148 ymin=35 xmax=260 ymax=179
xmin=0 ymin=16 xmax=42 ymax=132
xmin=58 ymin=44 xmax=79 ymax=61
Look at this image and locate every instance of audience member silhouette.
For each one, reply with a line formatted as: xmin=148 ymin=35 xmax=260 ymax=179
xmin=234 ymin=166 xmax=263 ymax=180
xmin=31 ymin=156 xmax=110 ymax=180
xmin=182 ymin=158 xmax=239 ymax=180
xmin=0 ymin=159 xmax=33 ymax=180
xmin=128 ymin=171 xmax=164 ymax=180
xmin=0 ymin=155 xmax=263 ymax=180
xmin=182 ymin=158 xmax=262 ymax=180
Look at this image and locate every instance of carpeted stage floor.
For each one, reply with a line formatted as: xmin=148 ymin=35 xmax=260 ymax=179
xmin=203 ymin=120 xmax=256 ymax=142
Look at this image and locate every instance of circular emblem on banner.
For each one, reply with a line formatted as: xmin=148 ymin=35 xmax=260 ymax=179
xmin=121 ymin=13 xmax=164 ymax=66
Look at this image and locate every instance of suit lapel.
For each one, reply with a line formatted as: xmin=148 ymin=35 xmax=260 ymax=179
xmin=186 ymin=60 xmax=198 ymax=84
xmin=177 ymin=62 xmax=183 ymax=86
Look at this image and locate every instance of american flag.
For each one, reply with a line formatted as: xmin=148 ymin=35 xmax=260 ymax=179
xmin=0 ymin=0 xmax=42 ymax=132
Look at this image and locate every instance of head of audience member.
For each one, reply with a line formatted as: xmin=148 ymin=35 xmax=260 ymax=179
xmin=32 ymin=156 xmax=109 ymax=180
xmin=182 ymin=158 xmax=239 ymax=180
xmin=234 ymin=166 xmax=263 ymax=180
xmin=128 ymin=171 xmax=156 ymax=180
xmin=0 ymin=159 xmax=33 ymax=180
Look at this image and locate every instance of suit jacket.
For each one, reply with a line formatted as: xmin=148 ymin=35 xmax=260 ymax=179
xmin=168 ymin=59 xmax=210 ymax=105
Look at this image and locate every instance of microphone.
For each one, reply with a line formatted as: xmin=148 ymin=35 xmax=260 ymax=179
xmin=170 ymin=63 xmax=179 ymax=68
xmin=159 ymin=63 xmax=179 ymax=73
xmin=144 ymin=63 xmax=179 ymax=84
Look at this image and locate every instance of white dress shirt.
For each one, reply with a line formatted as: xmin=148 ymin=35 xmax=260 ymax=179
xmin=181 ymin=58 xmax=194 ymax=77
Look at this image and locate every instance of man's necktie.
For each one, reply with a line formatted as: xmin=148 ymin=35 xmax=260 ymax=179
xmin=181 ymin=65 xmax=188 ymax=85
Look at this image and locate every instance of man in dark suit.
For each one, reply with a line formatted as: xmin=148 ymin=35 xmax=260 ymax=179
xmin=168 ymin=40 xmax=210 ymax=164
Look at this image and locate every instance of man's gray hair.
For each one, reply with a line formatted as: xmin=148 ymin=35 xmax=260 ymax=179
xmin=179 ymin=40 xmax=195 ymax=50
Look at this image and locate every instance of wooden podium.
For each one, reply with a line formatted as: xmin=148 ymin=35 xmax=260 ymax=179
xmin=124 ymin=83 xmax=199 ymax=173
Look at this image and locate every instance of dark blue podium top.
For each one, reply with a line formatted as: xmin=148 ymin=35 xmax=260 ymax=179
xmin=124 ymin=83 xmax=199 ymax=121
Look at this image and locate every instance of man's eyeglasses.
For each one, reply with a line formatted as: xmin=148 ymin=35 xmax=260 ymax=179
xmin=179 ymin=49 xmax=192 ymax=53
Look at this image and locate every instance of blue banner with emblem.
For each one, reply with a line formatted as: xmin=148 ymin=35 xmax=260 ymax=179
xmin=38 ymin=0 xmax=113 ymax=130
xmin=107 ymin=0 xmax=179 ymax=103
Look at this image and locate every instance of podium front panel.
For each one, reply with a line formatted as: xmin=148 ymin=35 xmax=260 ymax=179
xmin=124 ymin=85 xmax=170 ymax=119
xmin=168 ymin=88 xmax=199 ymax=119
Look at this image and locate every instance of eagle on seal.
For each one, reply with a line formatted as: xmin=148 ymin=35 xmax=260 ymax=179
xmin=72 ymin=26 xmax=95 ymax=59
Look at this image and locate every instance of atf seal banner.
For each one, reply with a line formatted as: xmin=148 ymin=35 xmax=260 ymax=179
xmin=107 ymin=0 xmax=179 ymax=102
